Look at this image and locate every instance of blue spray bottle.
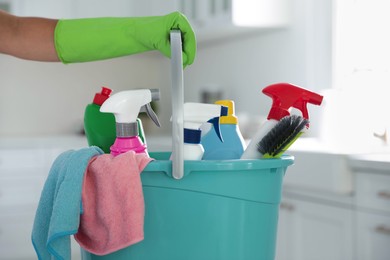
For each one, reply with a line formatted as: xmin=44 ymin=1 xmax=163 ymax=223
xmin=179 ymin=102 xmax=227 ymax=160
xmin=201 ymin=100 xmax=246 ymax=160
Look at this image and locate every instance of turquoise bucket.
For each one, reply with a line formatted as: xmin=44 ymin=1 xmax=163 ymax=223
xmin=81 ymin=152 xmax=294 ymax=260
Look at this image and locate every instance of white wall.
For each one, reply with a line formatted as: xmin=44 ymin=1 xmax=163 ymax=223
xmin=0 ymin=53 xmax=171 ymax=137
xmin=0 ymin=0 xmax=332 ymax=138
xmin=185 ymin=0 xmax=331 ymax=137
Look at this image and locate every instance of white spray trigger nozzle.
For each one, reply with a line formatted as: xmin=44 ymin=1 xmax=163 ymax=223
xmin=140 ymin=103 xmax=161 ymax=127
xmin=100 ymin=89 xmax=160 ymax=126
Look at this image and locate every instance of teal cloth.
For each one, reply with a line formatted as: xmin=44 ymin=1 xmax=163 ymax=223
xmin=32 ymin=146 xmax=103 ymax=260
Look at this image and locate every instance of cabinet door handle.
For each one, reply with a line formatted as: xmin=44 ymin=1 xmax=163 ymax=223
xmin=280 ymin=202 xmax=295 ymax=212
xmin=375 ymin=225 xmax=390 ymax=235
xmin=377 ymin=191 xmax=390 ymax=200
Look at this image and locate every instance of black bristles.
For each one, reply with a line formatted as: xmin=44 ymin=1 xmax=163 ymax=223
xmin=257 ymin=115 xmax=309 ymax=157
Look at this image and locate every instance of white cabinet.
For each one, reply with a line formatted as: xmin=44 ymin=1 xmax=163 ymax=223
xmin=0 ymin=137 xmax=87 ymax=260
xmin=355 ymin=171 xmax=390 ymax=213
xmin=277 ymin=154 xmax=390 ymax=260
xmin=276 ymin=201 xmax=295 ymax=260
xmin=276 ymin=197 xmax=354 ymax=260
xmin=0 ymin=206 xmax=37 ymax=260
xmin=356 ymin=212 xmax=390 ymax=260
xmin=0 ymin=149 xmax=48 ymax=259
xmin=355 ymin=171 xmax=390 ymax=260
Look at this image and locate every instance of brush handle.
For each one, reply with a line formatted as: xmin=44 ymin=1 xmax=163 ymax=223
xmin=240 ymin=119 xmax=278 ymax=159
xmin=170 ymin=30 xmax=185 ymax=179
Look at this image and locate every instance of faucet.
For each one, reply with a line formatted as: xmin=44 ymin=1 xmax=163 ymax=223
xmin=373 ymin=128 xmax=387 ymax=145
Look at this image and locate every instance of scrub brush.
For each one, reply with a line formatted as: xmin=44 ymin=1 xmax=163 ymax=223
xmin=257 ymin=115 xmax=309 ymax=158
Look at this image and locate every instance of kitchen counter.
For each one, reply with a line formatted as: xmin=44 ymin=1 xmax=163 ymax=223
xmin=0 ymin=135 xmax=87 ymax=149
xmin=349 ymin=153 xmax=390 ymax=173
xmin=0 ymin=134 xmax=173 ymax=151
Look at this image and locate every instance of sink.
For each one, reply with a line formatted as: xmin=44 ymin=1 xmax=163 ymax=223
xmin=283 ymin=138 xmax=353 ymax=194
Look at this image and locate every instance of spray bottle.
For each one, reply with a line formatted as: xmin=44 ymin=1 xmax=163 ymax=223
xmin=241 ymin=83 xmax=323 ymax=159
xmin=181 ymin=102 xmax=227 ymax=160
xmin=201 ymin=100 xmax=246 ymax=160
xmin=100 ymin=89 xmax=160 ymax=157
xmin=84 ymin=87 xmax=116 ymax=153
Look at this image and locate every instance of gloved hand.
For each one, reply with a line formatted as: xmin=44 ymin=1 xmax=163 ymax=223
xmin=54 ymin=11 xmax=196 ymax=66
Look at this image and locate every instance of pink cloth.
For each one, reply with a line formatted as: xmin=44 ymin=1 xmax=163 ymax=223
xmin=75 ymin=151 xmax=153 ymax=255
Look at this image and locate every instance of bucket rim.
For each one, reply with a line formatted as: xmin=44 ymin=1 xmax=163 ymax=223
xmin=144 ymin=152 xmax=294 ymax=177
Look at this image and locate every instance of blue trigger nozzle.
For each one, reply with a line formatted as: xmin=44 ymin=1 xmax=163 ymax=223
xmin=221 ymin=106 xmax=228 ymax=116
xmin=207 ymin=117 xmax=224 ymax=143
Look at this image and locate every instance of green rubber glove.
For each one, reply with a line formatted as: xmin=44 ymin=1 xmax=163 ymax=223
xmin=54 ymin=11 xmax=196 ymax=66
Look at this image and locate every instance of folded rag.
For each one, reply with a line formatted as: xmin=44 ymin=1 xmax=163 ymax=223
xmin=32 ymin=146 xmax=103 ymax=260
xmin=75 ymin=150 xmax=152 ymax=255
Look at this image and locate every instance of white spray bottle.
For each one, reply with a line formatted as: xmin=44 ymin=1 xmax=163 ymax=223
xmin=100 ymin=89 xmax=160 ymax=157
xmin=180 ymin=102 xmax=227 ymax=160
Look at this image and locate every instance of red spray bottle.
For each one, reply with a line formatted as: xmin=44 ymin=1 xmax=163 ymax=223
xmin=241 ymin=83 xmax=323 ymax=159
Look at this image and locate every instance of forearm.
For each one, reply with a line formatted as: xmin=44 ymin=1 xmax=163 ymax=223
xmin=0 ymin=10 xmax=59 ymax=61
xmin=0 ymin=11 xmax=196 ymax=65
